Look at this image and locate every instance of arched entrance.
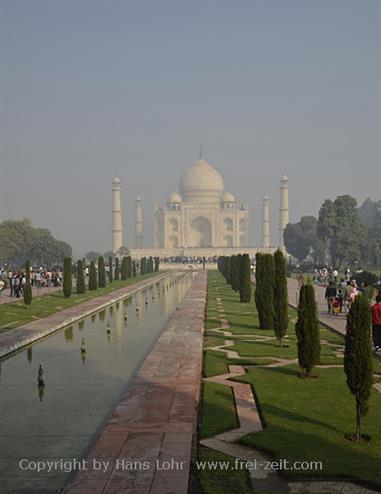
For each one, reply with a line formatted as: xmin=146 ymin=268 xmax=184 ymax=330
xmin=169 ymin=235 xmax=179 ymax=248
xmin=189 ymin=216 xmax=212 ymax=247
xmin=224 ymin=235 xmax=233 ymax=247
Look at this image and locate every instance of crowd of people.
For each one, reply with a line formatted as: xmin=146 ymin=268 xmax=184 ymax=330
xmin=312 ymin=266 xmax=351 ymax=286
xmin=161 ymin=255 xmax=218 ymax=265
xmin=0 ymin=267 xmax=64 ymax=298
xmin=324 ymin=278 xmax=374 ymax=315
xmin=319 ymin=270 xmax=381 ymax=354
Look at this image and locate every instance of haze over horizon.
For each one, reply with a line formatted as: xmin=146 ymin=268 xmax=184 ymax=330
xmin=1 ymin=1 xmax=380 ymax=258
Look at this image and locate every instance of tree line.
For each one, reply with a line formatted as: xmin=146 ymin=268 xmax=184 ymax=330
xmin=22 ymin=255 xmax=159 ymax=302
xmin=0 ymin=219 xmax=72 ymax=266
xmin=284 ymin=195 xmax=381 ymax=267
xmin=218 ymin=253 xmax=252 ymax=303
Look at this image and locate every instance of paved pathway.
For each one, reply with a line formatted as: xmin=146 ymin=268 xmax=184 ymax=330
xmin=65 ymin=271 xmax=207 ymax=494
xmin=0 ymin=273 xmax=169 ymax=359
xmin=287 ymin=278 xmax=347 ymax=336
xmin=0 ymin=285 xmax=63 ymax=305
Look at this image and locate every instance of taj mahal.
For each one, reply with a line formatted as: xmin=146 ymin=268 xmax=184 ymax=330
xmin=112 ymin=157 xmax=290 ymax=258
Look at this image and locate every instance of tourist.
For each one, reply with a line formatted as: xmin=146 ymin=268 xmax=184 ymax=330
xmin=333 ymin=269 xmax=338 ymax=282
xmin=339 ymin=278 xmax=347 ymax=290
xmin=343 ymin=281 xmax=354 ymax=312
xmin=371 ymin=295 xmax=381 ymax=352
xmin=336 ymin=286 xmax=344 ymax=312
xmin=332 ymin=297 xmax=341 ymax=316
xmin=325 ymin=281 xmax=337 ymax=314
xmin=296 ymin=271 xmax=304 ymax=288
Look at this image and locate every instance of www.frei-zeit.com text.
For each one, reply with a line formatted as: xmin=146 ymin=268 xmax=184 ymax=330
xmin=18 ymin=457 xmax=323 ymax=473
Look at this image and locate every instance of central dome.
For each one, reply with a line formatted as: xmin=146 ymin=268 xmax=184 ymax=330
xmin=179 ymin=159 xmax=224 ymax=204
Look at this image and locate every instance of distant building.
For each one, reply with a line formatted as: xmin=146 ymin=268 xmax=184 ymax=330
xmin=111 ymin=158 xmax=289 ymax=259
xmin=153 ymin=159 xmax=248 ymax=249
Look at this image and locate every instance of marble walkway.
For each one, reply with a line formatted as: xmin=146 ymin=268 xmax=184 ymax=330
xmin=65 ymin=271 xmax=207 ymax=494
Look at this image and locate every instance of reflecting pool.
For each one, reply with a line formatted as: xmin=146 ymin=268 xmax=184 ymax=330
xmin=0 ymin=272 xmax=194 ymax=493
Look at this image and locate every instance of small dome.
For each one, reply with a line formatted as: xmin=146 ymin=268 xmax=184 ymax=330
xmin=222 ymin=192 xmax=236 ymax=203
xmin=263 ymin=194 xmax=269 ymax=201
xmin=180 ymin=159 xmax=224 ymax=204
xmin=136 ymin=195 xmax=142 ymax=201
xmin=113 ymin=176 xmax=121 ymax=183
xmin=168 ymin=191 xmax=182 ymax=203
xmin=281 ymin=174 xmax=288 ymax=181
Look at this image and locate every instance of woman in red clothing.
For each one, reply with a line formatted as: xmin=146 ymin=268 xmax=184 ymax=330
xmin=371 ymin=295 xmax=381 ymax=352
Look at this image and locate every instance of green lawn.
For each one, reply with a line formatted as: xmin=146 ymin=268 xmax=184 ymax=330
xmin=192 ymin=447 xmax=253 ymax=494
xmin=198 ymin=270 xmax=381 ymax=491
xmin=200 ymin=382 xmax=238 ymax=439
xmin=236 ymin=365 xmax=381 ymax=488
xmin=0 ymin=273 xmax=159 ymax=332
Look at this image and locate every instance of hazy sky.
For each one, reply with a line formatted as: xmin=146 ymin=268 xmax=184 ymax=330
xmin=1 ymin=1 xmax=380 ymax=257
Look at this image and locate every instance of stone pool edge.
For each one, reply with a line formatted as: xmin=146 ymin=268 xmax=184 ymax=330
xmin=0 ymin=272 xmax=175 ymax=360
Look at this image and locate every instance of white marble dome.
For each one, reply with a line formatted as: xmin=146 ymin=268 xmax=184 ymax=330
xmin=179 ymin=159 xmax=224 ymax=204
xmin=168 ymin=191 xmax=182 ymax=203
xmin=222 ymin=191 xmax=236 ymax=203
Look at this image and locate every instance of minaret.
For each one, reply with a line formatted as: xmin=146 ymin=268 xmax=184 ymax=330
xmin=261 ymin=195 xmax=270 ymax=250
xmin=279 ymin=174 xmax=290 ymax=253
xmin=135 ymin=196 xmax=143 ymax=248
xmin=112 ymin=176 xmax=123 ymax=255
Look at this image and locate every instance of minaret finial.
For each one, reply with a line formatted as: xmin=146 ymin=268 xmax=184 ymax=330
xmin=199 ymin=145 xmax=202 ymax=160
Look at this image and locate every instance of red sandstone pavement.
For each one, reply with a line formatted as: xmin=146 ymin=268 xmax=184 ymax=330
xmin=65 ymin=271 xmax=207 ymax=494
xmin=0 ymin=273 xmax=168 ymax=359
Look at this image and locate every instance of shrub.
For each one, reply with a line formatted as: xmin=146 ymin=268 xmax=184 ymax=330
xmin=63 ymin=257 xmax=72 ymax=298
xmin=23 ymin=260 xmax=32 ymax=305
xmin=273 ymin=250 xmax=288 ymax=346
xmin=344 ymin=294 xmax=373 ymax=441
xmin=98 ymin=256 xmax=106 ymax=288
xmin=239 ymin=254 xmax=252 ymax=303
xmin=295 ymin=283 xmax=320 ymax=377
xmin=88 ymin=261 xmax=98 ymax=290
xmin=76 ymin=260 xmax=85 ymax=294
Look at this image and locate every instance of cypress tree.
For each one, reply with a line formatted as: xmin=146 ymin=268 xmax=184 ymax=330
xmin=88 ymin=261 xmax=98 ymax=290
xmin=121 ymin=256 xmax=128 ymax=280
xmin=295 ymin=283 xmax=320 ymax=377
xmin=148 ymin=256 xmax=154 ymax=273
xmin=114 ymin=257 xmax=120 ymax=281
xmin=76 ymin=259 xmax=85 ymax=294
xmin=255 ymin=253 xmax=275 ymax=329
xmin=154 ymin=257 xmax=160 ymax=272
xmin=132 ymin=261 xmax=137 ymax=277
xmin=273 ymin=250 xmax=289 ymax=346
xmin=140 ymin=257 xmax=146 ymax=275
xmin=98 ymin=256 xmax=106 ymax=288
xmin=127 ymin=256 xmax=132 ymax=278
xmin=108 ymin=256 xmax=113 ymax=283
xmin=344 ymin=294 xmax=373 ymax=441
xmin=239 ymin=254 xmax=252 ymax=303
xmin=225 ymin=257 xmax=232 ymax=285
xmin=230 ymin=255 xmax=240 ymax=291
xmin=254 ymin=253 xmax=263 ymax=322
xmin=23 ymin=260 xmax=32 ymax=305
xmin=63 ymin=256 xmax=72 ymax=298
